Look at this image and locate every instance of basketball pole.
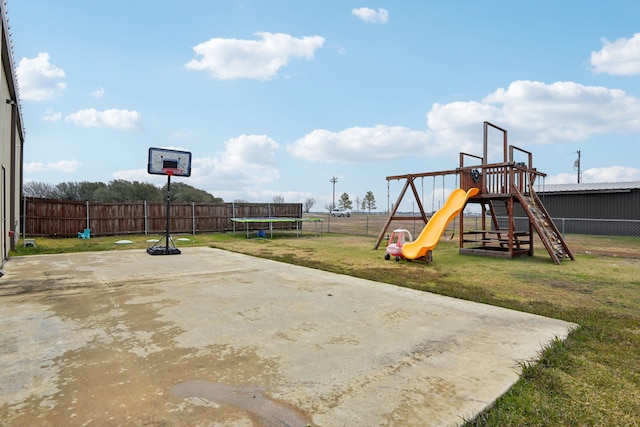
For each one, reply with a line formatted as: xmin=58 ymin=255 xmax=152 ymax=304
xmin=164 ymin=172 xmax=171 ymax=254
xmin=147 ymin=170 xmax=181 ymax=255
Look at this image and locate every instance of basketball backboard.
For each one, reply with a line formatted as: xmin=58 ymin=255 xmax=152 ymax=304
xmin=147 ymin=147 xmax=192 ymax=177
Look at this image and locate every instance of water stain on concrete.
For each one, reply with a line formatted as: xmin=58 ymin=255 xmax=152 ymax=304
xmin=172 ymin=380 xmax=310 ymax=427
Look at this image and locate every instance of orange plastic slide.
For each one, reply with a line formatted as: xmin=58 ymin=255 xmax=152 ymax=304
xmin=401 ymin=187 xmax=480 ymax=260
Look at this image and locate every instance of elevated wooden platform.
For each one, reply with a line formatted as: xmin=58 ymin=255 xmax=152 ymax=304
xmin=457 ymin=125 xmax=573 ymax=264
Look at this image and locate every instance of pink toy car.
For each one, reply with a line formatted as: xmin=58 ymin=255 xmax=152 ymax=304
xmin=384 ymin=228 xmax=413 ymax=261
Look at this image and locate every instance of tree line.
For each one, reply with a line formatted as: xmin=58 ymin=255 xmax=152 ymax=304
xmin=322 ymin=191 xmax=377 ymax=213
xmin=23 ymin=180 xmax=223 ymax=203
xmin=24 ymin=180 xmax=376 ymax=211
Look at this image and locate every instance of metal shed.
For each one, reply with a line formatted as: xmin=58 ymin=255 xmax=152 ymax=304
xmin=536 ymin=181 xmax=640 ymax=236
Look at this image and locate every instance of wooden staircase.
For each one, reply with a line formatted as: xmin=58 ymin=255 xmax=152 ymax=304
xmin=514 ymin=187 xmax=574 ymax=264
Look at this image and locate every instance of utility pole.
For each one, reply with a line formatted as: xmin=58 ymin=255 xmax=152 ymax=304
xmin=329 ymin=176 xmax=338 ymax=233
xmin=573 ymin=150 xmax=581 ymax=183
xmin=330 ymin=176 xmax=338 ymax=209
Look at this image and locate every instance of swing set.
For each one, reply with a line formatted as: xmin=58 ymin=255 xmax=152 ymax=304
xmin=380 ymin=171 xmax=459 ymax=235
xmin=375 ymin=121 xmax=574 ymax=265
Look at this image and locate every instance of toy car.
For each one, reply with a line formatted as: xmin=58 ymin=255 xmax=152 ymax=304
xmin=384 ymin=228 xmax=413 ymax=261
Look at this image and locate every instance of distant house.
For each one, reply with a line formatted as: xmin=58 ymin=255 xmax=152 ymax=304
xmin=1 ymin=4 xmax=25 ymax=264
xmin=537 ymin=182 xmax=640 ymax=236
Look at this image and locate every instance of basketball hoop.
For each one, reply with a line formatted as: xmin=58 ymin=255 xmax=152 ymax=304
xmin=147 ymin=147 xmax=192 ymax=256
xmin=148 ymin=148 xmax=191 ymax=177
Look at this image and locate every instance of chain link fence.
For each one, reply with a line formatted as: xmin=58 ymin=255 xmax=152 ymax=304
xmin=501 ymin=217 xmax=640 ymax=237
xmin=311 ymin=213 xmax=640 ymax=238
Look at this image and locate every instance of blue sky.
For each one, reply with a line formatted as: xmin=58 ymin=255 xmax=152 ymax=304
xmin=8 ymin=1 xmax=640 ymax=212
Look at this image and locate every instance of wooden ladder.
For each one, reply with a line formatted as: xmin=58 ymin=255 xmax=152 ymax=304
xmin=514 ymin=187 xmax=574 ymax=264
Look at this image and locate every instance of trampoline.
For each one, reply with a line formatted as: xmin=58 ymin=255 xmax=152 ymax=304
xmin=231 ymin=217 xmax=323 ymax=238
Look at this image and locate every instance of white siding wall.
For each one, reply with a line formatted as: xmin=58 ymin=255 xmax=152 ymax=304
xmin=0 ymin=4 xmax=24 ymax=264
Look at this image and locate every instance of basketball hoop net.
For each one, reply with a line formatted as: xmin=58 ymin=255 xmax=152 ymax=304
xmin=162 ymin=168 xmax=180 ymax=176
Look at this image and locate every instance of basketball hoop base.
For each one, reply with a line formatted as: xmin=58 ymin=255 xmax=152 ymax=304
xmin=147 ymin=246 xmax=181 ymax=255
xmin=147 ymin=235 xmax=181 ymax=255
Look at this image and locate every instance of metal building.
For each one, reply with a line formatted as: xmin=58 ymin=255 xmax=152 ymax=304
xmin=536 ymin=182 xmax=640 ymax=236
xmin=1 ymin=4 xmax=26 ymax=264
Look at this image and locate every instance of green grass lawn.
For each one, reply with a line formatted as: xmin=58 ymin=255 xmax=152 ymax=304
xmin=11 ymin=232 xmax=640 ymax=426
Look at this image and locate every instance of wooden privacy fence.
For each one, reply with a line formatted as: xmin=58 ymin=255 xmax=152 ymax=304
xmin=22 ymin=197 xmax=302 ymax=238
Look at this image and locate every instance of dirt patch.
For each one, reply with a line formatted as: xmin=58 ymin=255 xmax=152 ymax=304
xmin=577 ymin=249 xmax=640 ymax=259
xmin=547 ymin=280 xmax=595 ymax=294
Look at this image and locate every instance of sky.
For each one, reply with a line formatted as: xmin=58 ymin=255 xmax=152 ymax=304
xmin=7 ymin=1 xmax=640 ymax=212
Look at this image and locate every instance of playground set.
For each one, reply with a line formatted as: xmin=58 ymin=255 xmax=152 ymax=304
xmin=376 ymin=121 xmax=575 ymax=265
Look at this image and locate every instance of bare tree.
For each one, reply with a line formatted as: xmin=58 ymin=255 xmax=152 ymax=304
xmin=23 ymin=181 xmax=55 ymax=198
xmin=325 ymin=203 xmax=333 ymax=232
xmin=51 ymin=182 xmax=82 ymax=200
xmin=303 ymin=198 xmax=316 ymax=213
xmin=273 ymin=195 xmax=285 ymax=204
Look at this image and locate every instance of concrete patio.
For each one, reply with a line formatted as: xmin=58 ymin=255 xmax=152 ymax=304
xmin=0 ymin=247 xmax=575 ymax=426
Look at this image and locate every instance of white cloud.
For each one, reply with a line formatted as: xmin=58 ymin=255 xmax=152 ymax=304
xmin=288 ymin=80 xmax=640 ymax=167
xmin=191 ymin=135 xmax=280 ymax=200
xmin=288 ymin=125 xmax=431 ymax=163
xmin=581 ymin=166 xmax=640 ymax=182
xmin=430 ymin=80 xmax=640 ymax=145
xmin=590 ymin=33 xmax=640 ymax=75
xmin=544 ymin=173 xmax=579 ymax=185
xmin=43 ymin=108 xmax=62 ymax=122
xmin=547 ymin=166 xmax=640 ymax=184
xmin=65 ymin=108 xmax=142 ymax=130
xmin=195 ymin=134 xmax=280 ymax=187
xmin=24 ymin=160 xmax=80 ymax=174
xmin=91 ymin=86 xmax=105 ymax=98
xmin=185 ymin=32 xmax=325 ymax=80
xmin=426 ymin=101 xmax=500 ymax=156
xmin=223 ymin=134 xmax=278 ymax=166
xmin=352 ymin=7 xmax=389 ymax=24
xmin=16 ymin=52 xmax=67 ymax=101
